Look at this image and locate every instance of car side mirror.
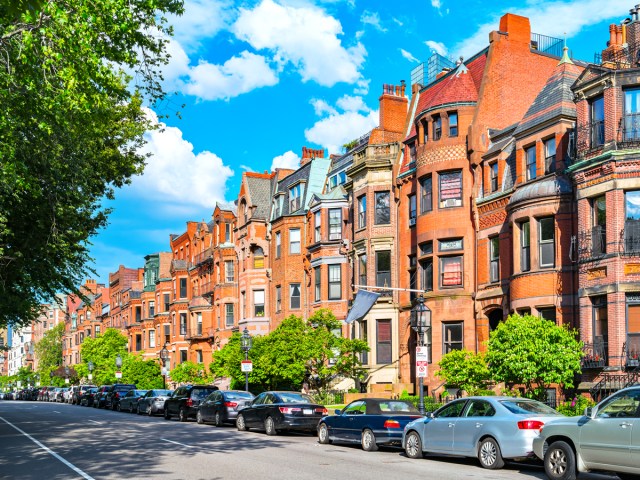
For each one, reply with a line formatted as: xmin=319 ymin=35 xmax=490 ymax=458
xmin=334 ymin=409 xmax=342 ymax=415
xmin=584 ymin=407 xmax=594 ymax=418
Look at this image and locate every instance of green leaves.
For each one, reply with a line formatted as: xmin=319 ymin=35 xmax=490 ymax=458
xmin=168 ymin=361 xmax=210 ymax=385
xmin=436 ymin=349 xmax=491 ymax=395
xmin=34 ymin=321 xmax=65 ymax=371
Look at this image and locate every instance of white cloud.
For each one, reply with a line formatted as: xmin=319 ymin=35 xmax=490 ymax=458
xmin=311 ymin=99 xmax=338 ymax=116
xmin=240 ymin=164 xmax=255 ymax=172
xmin=361 ymin=11 xmax=387 ymax=32
xmin=354 ymin=78 xmax=370 ymax=95
xmin=400 ymin=48 xmax=420 ymax=63
xmin=232 ymin=0 xmax=366 ymax=86
xmin=270 ymin=151 xmax=301 ymax=171
xmin=392 ymin=17 xmax=404 ymax=27
xmin=454 ymin=0 xmax=630 ymax=61
xmin=132 ymin=109 xmax=234 ymax=210
xmin=336 ymin=94 xmax=370 ymax=112
xmin=182 ymin=51 xmax=278 ymax=101
xmin=431 ymin=0 xmax=441 ymax=8
xmin=425 ymin=40 xmax=448 ymax=57
xmin=167 ymin=0 xmax=235 ymax=52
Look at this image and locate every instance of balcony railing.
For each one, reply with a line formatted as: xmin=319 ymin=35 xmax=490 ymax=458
xmin=620 ymin=113 xmax=640 ymax=149
xmin=185 ymin=325 xmax=204 ymax=340
xmin=581 ymin=341 xmax=607 ymax=369
xmin=194 ymin=247 xmax=213 ymax=265
xmin=576 ymin=120 xmax=604 ymax=157
xmin=577 ymin=226 xmax=606 ymax=260
xmin=624 ymin=336 xmax=640 ymax=369
xmin=623 ymin=221 xmax=640 ymax=255
xmin=530 ymin=33 xmax=565 ymax=57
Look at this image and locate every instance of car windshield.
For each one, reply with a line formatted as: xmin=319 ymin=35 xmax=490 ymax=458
xmin=500 ymin=399 xmax=559 ymax=415
xmin=276 ymin=393 xmax=313 ymax=404
xmin=226 ymin=392 xmax=253 ymax=400
xmin=192 ymin=388 xmax=217 ymax=399
xmin=134 ymin=390 xmax=147 ymax=395
xmin=377 ymin=401 xmax=420 ymax=414
xmin=154 ymin=390 xmax=171 ymax=396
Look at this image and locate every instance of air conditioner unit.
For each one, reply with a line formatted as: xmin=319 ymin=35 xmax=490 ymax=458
xmin=409 ymin=218 xmax=416 ymax=227
xmin=443 ymin=199 xmax=459 ymax=208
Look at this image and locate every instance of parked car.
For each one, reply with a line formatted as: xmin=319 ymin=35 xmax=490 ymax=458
xmin=56 ymin=388 xmax=70 ymax=403
xmin=45 ymin=386 xmax=57 ymax=401
xmin=236 ymin=391 xmax=327 ymax=435
xmin=137 ymin=389 xmax=173 ymax=416
xmin=70 ymin=385 xmax=96 ymax=405
xmin=118 ymin=389 xmax=148 ymax=413
xmin=80 ymin=387 xmax=98 ymax=407
xmin=197 ymin=390 xmax=254 ymax=426
xmin=318 ymin=398 xmax=422 ymax=451
xmin=402 ymin=396 xmax=562 ymax=469
xmin=104 ymin=384 xmax=136 ymax=410
xmin=164 ymin=385 xmax=219 ymax=422
xmin=533 ymin=385 xmax=640 ymax=480
xmin=93 ymin=385 xmax=111 ymax=408
xmin=62 ymin=388 xmax=73 ymax=403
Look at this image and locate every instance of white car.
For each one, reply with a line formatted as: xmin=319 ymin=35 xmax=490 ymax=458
xmin=533 ymin=386 xmax=640 ymax=480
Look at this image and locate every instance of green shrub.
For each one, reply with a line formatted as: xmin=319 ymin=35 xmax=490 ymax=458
xmin=556 ymin=395 xmax=595 ymax=416
xmin=398 ymin=390 xmax=442 ymax=412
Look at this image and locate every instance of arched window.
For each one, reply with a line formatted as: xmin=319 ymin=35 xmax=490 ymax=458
xmin=253 ymin=246 xmax=264 ymax=269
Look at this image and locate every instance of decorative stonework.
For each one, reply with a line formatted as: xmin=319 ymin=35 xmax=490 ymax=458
xmin=417 ymin=144 xmax=466 ymax=168
xmin=587 ymin=266 xmax=607 ymax=280
xmin=625 ymin=263 xmax=640 ymax=275
xmin=479 ymin=210 xmax=507 ymax=229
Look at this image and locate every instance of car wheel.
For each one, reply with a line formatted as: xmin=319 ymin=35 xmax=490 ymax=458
xmin=236 ymin=414 xmax=247 ymax=431
xmin=164 ymin=408 xmax=171 ymax=420
xmin=116 ymin=403 xmax=121 ymax=412
xmin=318 ymin=423 xmax=331 ymax=444
xmin=478 ymin=437 xmax=505 ymax=470
xmin=214 ymin=411 xmax=222 ymax=427
xmin=544 ymin=440 xmax=577 ymax=480
xmin=179 ymin=407 xmax=188 ymax=422
xmin=148 ymin=406 xmax=154 ymax=417
xmin=136 ymin=405 xmax=142 ymax=415
xmin=361 ymin=429 xmax=378 ymax=452
xmin=265 ymin=416 xmax=277 ymax=436
xmin=405 ymin=431 xmax=423 ymax=459
xmin=197 ymin=411 xmax=204 ymax=425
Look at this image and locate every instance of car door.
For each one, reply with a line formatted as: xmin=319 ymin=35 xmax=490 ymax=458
xmin=579 ymin=389 xmax=640 ymax=469
xmin=244 ymin=393 xmax=266 ymax=426
xmin=170 ymin=388 xmax=185 ymax=415
xmin=631 ymin=404 xmax=640 ymax=469
xmin=333 ymin=401 xmax=365 ymax=442
xmin=424 ymin=400 xmax=467 ymax=453
xmin=453 ymin=399 xmax=496 ymax=455
xmin=201 ymin=392 xmax=217 ymax=421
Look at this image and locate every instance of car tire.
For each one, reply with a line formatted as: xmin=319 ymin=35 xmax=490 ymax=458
xmin=164 ymin=408 xmax=171 ymax=420
xmin=265 ymin=416 xmax=277 ymax=436
xmin=405 ymin=431 xmax=423 ymax=459
xmin=136 ymin=405 xmax=142 ymax=415
xmin=197 ymin=411 xmax=204 ymax=425
xmin=544 ymin=440 xmax=577 ymax=480
xmin=179 ymin=407 xmax=188 ymax=422
xmin=214 ymin=411 xmax=222 ymax=427
xmin=116 ymin=403 xmax=121 ymax=412
xmin=148 ymin=406 xmax=154 ymax=417
xmin=318 ymin=423 xmax=331 ymax=444
xmin=236 ymin=414 xmax=247 ymax=431
xmin=478 ymin=437 xmax=505 ymax=470
xmin=361 ymin=429 xmax=378 ymax=452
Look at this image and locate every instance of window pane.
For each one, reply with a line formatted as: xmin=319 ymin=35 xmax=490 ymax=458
xmin=376 ymin=319 xmax=392 ymax=364
xmin=329 ymin=208 xmax=342 ymax=240
xmin=421 ymin=176 xmax=432 ymax=213
xmin=421 ymin=259 xmax=433 ymax=292
xmin=443 ymin=322 xmax=463 ymax=354
xmin=376 ymin=251 xmax=391 ymax=288
xmin=290 ymin=283 xmax=301 ymax=309
xmin=439 ymin=171 xmax=462 ymax=208
xmin=539 ymin=217 xmax=555 ymax=267
xmin=545 ymin=138 xmax=556 ymax=174
xmin=449 ymin=112 xmax=458 ymax=137
xmin=526 ymin=146 xmax=536 ymax=181
xmin=358 ymin=195 xmax=367 ymax=228
xmin=289 ymin=228 xmax=301 ymax=254
xmin=441 ymin=256 xmax=463 ymax=287
xmin=375 ymin=192 xmax=391 ymax=225
xmin=329 ymin=265 xmax=341 ymax=300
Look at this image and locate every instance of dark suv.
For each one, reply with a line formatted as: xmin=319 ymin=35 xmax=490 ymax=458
xmin=94 ymin=385 xmax=111 ymax=408
xmin=104 ymin=384 xmax=136 ymax=410
xmin=164 ymin=385 xmax=219 ymax=422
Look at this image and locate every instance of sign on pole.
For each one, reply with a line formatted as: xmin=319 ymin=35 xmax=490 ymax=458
xmin=416 ymin=346 xmax=429 ymax=378
xmin=241 ymin=360 xmax=253 ymax=373
xmin=115 ymin=371 xmax=122 ymax=379
xmin=88 ymin=374 xmax=93 ymax=381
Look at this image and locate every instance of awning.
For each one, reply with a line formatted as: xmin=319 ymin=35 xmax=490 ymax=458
xmin=345 ymin=289 xmax=380 ymax=324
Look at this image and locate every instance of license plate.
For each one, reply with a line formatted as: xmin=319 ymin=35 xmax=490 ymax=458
xmin=303 ymin=409 xmax=313 ymax=415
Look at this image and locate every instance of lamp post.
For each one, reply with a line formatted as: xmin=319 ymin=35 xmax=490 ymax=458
xmin=410 ymin=295 xmax=432 ymax=415
xmin=159 ymin=345 xmax=170 ymax=389
xmin=87 ymin=361 xmax=94 ymax=382
xmin=64 ymin=366 xmax=70 ymax=384
xmin=240 ymin=328 xmax=252 ymax=392
xmin=115 ymin=353 xmax=122 ymax=380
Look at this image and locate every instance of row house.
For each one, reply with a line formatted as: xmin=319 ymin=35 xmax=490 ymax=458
xmin=63 ymin=279 xmax=103 ymax=366
xmin=7 ymin=324 xmax=32 ymax=375
xmin=137 ymin=252 xmax=171 ymax=362
xmin=31 ymin=294 xmax=66 ymax=370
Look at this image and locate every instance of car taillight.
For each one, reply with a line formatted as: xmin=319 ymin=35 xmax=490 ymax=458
xmin=114 ymin=393 xmax=120 ymax=399
xmin=517 ymin=420 xmax=544 ymax=430
xmin=383 ymin=419 xmax=401 ymax=429
xmin=315 ymin=408 xmax=328 ymax=415
xmin=224 ymin=401 xmax=238 ymax=408
xmin=186 ymin=398 xmax=193 ymax=407
xmin=279 ymin=407 xmax=301 ymax=414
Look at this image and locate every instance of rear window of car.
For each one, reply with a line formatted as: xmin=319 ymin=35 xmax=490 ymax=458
xmin=377 ymin=401 xmax=420 ymax=414
xmin=192 ymin=388 xmax=218 ymax=399
xmin=276 ymin=393 xmax=313 ymax=404
xmin=115 ymin=385 xmax=135 ymax=391
xmin=226 ymin=392 xmax=253 ymax=400
xmin=500 ymin=400 xmax=560 ymax=415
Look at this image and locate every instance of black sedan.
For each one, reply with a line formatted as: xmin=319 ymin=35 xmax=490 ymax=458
xmin=137 ymin=389 xmax=173 ymax=416
xmin=197 ymin=390 xmax=254 ymax=426
xmin=317 ymin=398 xmax=423 ymax=451
xmin=236 ymin=391 xmax=327 ymax=435
xmin=80 ymin=387 xmax=98 ymax=407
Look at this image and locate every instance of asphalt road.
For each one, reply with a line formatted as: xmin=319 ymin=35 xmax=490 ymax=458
xmin=0 ymin=400 xmax=621 ymax=480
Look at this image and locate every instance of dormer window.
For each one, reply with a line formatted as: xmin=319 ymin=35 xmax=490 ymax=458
xmin=544 ymin=138 xmax=556 ymax=174
xmin=289 ymin=184 xmax=303 ymax=212
xmin=525 ymin=145 xmax=536 ymax=181
xmin=433 ymin=115 xmax=442 ymax=141
xmin=490 ymin=162 xmax=498 ymax=192
xmin=448 ymin=111 xmax=458 ymax=137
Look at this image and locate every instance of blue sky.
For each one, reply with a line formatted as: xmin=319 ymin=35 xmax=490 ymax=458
xmin=88 ymin=0 xmax=634 ymax=284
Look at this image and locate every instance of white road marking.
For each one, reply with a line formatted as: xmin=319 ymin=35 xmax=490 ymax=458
xmin=87 ymin=420 xmax=102 ymax=425
xmin=0 ymin=416 xmax=95 ymax=480
xmin=53 ymin=411 xmax=61 ymax=413
xmin=161 ymin=438 xmax=194 ymax=448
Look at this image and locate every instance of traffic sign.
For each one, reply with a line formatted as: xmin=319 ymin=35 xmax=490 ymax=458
xmin=115 ymin=371 xmax=122 ymax=379
xmin=88 ymin=374 xmax=93 ymax=381
xmin=416 ymin=346 xmax=429 ymax=378
xmin=417 ymin=365 xmax=428 ymax=378
xmin=241 ymin=360 xmax=253 ymax=373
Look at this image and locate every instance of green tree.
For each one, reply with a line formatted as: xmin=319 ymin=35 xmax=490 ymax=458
xmin=436 ymin=349 xmax=492 ymax=395
xmin=0 ymin=0 xmax=184 ymax=328
xmin=34 ymin=322 xmax=65 ymax=371
xmin=79 ymin=328 xmax=128 ymax=385
xmin=210 ymin=332 xmax=269 ymax=390
xmin=486 ymin=313 xmax=583 ymax=399
xmin=169 ymin=361 xmax=211 ymax=385
xmin=123 ymin=354 xmax=163 ymax=389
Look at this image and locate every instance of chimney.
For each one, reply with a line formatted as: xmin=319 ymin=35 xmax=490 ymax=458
xmin=379 ymin=82 xmax=408 ymax=134
xmin=632 ymin=7 xmax=638 ymax=22
xmin=498 ymin=13 xmax=531 ymax=46
xmin=300 ymin=146 xmax=325 ymax=166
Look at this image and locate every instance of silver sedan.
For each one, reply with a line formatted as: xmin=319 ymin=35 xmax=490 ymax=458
xmin=136 ymin=389 xmax=173 ymax=416
xmin=402 ymin=396 xmax=562 ymax=469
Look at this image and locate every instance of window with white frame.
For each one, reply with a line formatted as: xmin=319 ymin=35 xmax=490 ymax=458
xmin=290 ymin=283 xmax=301 ymax=309
xmin=289 ymin=184 xmax=303 ymax=212
xmin=439 ymin=170 xmax=462 ymax=208
xmin=179 ymin=312 xmax=187 ymax=335
xmin=225 ymin=260 xmax=234 ymax=282
xmin=289 ymin=228 xmax=301 ymax=254
xmin=276 ymin=286 xmax=282 ymax=312
xmin=329 ymin=208 xmax=342 ymax=240
xmin=539 ymin=217 xmax=555 ymax=268
xmin=358 ymin=195 xmax=367 ymax=228
xmin=275 ymin=231 xmax=281 ymax=258
xmin=490 ymin=162 xmax=498 ymax=193
xmin=254 ymin=290 xmax=265 ymax=316
xmin=328 ymin=265 xmax=341 ymax=300
xmin=315 ymin=267 xmax=321 ymax=302
xmin=196 ymin=313 xmax=202 ymax=336
xmin=149 ymin=329 xmax=156 ymax=348
xmin=225 ymin=303 xmax=234 ymax=327
xmin=440 ymin=255 xmax=463 ymax=287
xmin=315 ymin=211 xmax=322 ymax=242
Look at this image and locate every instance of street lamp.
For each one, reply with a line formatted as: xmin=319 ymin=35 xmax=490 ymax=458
xmin=410 ymin=295 xmax=432 ymax=415
xmin=240 ymin=328 xmax=252 ymax=392
xmin=64 ymin=366 xmax=70 ymax=384
xmin=159 ymin=345 xmax=170 ymax=389
xmin=87 ymin=361 xmax=94 ymax=382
